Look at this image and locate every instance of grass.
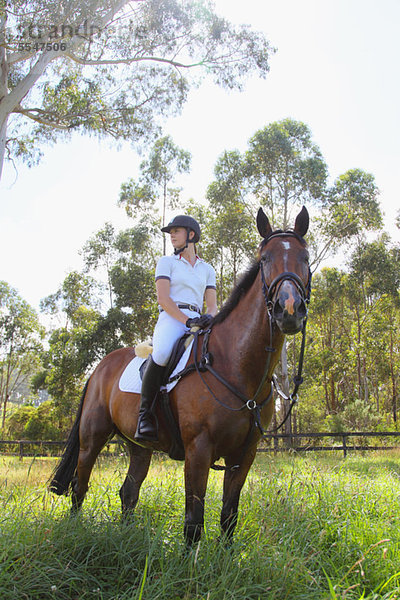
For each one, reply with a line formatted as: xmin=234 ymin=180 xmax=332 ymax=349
xmin=1 ymin=451 xmax=400 ymax=599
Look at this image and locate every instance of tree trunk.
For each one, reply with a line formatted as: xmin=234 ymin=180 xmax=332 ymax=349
xmin=0 ymin=115 xmax=7 ymax=181
xmin=162 ymin=180 xmax=167 ymax=255
xmin=0 ymin=11 xmax=7 ymax=178
xmin=323 ymin=370 xmax=331 ymax=413
xmin=330 ymin=375 xmax=336 ymax=412
xmin=1 ymin=394 xmax=9 ymax=432
xmin=363 ymin=358 xmax=369 ymax=404
xmin=389 ymin=328 xmax=397 ymax=423
xmin=355 ymin=307 xmax=362 ymax=400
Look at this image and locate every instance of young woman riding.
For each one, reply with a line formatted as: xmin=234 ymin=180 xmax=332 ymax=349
xmin=134 ymin=215 xmax=218 ymax=443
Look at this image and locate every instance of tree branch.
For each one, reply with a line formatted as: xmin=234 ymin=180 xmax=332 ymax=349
xmin=64 ymin=51 xmax=205 ymax=69
xmin=13 ymin=105 xmax=70 ymax=129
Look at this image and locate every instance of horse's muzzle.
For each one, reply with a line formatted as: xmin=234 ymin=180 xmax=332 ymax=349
xmin=272 ymin=292 xmax=307 ymax=335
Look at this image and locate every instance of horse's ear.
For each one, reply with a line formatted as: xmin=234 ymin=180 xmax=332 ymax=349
xmin=257 ymin=208 xmax=273 ymax=239
xmin=294 ymin=206 xmax=309 ymax=237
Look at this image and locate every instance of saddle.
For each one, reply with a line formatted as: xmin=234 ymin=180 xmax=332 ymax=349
xmin=137 ymin=331 xmax=194 ymax=384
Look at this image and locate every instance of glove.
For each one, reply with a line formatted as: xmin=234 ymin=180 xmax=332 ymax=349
xmin=186 ymin=313 xmax=214 ymax=330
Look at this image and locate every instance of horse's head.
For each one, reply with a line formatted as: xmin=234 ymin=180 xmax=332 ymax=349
xmin=257 ymin=206 xmax=311 ymax=335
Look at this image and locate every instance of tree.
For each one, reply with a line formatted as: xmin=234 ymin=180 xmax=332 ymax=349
xmin=245 ymin=118 xmax=328 ymax=228
xmin=298 ymin=232 xmax=400 ymax=432
xmin=40 ymin=270 xmax=102 ymax=324
xmin=311 ymin=169 xmax=383 ymax=266
xmin=0 ymin=0 xmax=273 ymax=178
xmin=80 ymin=222 xmax=119 ymax=309
xmin=346 ymin=236 xmax=400 ymax=418
xmin=39 ymin=221 xmax=160 ymax=427
xmin=110 ymin=224 xmax=159 ymax=341
xmin=39 ymin=271 xmax=102 ymax=425
xmin=6 ymin=399 xmax=61 ymax=440
xmin=301 ymin=268 xmax=353 ymax=421
xmin=205 ymin=150 xmax=258 ymax=303
xmin=0 ymin=281 xmax=44 ymax=431
xmin=119 ymin=135 xmax=191 ymax=253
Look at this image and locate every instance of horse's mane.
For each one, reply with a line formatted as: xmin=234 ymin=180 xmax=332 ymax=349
xmin=213 ymin=229 xmax=307 ymax=325
xmin=213 ymin=260 xmax=260 ymax=325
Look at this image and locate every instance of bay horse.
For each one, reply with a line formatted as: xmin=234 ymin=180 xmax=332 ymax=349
xmin=50 ymin=206 xmax=311 ymax=545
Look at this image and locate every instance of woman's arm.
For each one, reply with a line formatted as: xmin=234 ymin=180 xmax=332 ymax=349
xmin=204 ymin=288 xmax=218 ymax=316
xmin=156 ymin=279 xmax=189 ymax=324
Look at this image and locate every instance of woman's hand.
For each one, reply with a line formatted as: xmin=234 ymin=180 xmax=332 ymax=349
xmin=186 ymin=314 xmax=214 ymax=329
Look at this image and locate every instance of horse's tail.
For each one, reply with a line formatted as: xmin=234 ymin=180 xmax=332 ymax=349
xmin=49 ymin=378 xmax=90 ymax=496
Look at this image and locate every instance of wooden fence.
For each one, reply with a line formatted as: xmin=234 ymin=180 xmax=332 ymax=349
xmin=1 ymin=431 xmax=400 ymax=459
xmin=259 ymin=431 xmax=400 ymax=458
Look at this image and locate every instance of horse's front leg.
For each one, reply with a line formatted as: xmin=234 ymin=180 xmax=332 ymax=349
xmin=184 ymin=434 xmax=213 ymax=546
xmin=220 ymin=446 xmax=257 ymax=541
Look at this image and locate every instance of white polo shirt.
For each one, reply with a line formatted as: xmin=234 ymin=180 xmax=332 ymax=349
xmin=155 ymin=254 xmax=216 ymax=310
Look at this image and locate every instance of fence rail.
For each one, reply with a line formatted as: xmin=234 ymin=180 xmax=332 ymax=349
xmin=1 ymin=431 xmax=400 ymax=459
xmin=259 ymin=431 xmax=400 ymax=457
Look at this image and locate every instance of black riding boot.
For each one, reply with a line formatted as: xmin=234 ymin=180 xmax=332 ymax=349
xmin=134 ymin=355 xmax=166 ymax=443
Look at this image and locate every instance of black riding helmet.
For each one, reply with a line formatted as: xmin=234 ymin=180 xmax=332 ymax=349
xmin=161 ymin=215 xmax=201 ymax=254
xmin=161 ymin=215 xmax=201 ymax=242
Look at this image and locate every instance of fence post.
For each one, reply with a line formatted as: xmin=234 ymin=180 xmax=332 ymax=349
xmin=342 ymin=435 xmax=347 ymax=458
xmin=19 ymin=441 xmax=24 ymax=461
xmin=273 ymin=434 xmax=278 ymax=455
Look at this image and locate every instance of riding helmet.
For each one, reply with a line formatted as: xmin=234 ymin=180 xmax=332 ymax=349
xmin=161 ymin=215 xmax=201 ymax=243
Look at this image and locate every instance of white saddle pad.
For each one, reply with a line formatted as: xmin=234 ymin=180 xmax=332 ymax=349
xmin=119 ymin=341 xmax=194 ymax=394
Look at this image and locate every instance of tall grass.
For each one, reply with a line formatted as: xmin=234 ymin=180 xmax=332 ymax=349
xmin=1 ymin=452 xmax=400 ymax=599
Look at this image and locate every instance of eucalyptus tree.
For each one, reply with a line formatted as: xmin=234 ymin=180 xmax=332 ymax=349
xmin=80 ymin=222 xmax=119 ymax=309
xmin=109 ymin=223 xmax=159 ymax=340
xmin=302 ymin=268 xmax=351 ymax=418
xmin=300 ymin=235 xmax=400 ymax=430
xmin=346 ymin=235 xmax=400 ymax=417
xmin=205 ymin=150 xmax=258 ymax=303
xmin=119 ymin=135 xmax=191 ymax=253
xmin=311 ymin=168 xmax=383 ymax=266
xmin=0 ymin=0 xmax=273 ymax=179
xmin=39 ymin=271 xmax=102 ymax=424
xmin=0 ymin=281 xmax=44 ymax=430
xmin=245 ymin=118 xmax=328 ymax=229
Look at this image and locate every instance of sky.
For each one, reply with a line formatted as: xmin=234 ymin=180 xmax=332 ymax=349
xmin=1 ymin=0 xmax=399 ymax=313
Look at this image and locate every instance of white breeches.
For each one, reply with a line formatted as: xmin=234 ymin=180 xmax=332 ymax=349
xmin=151 ymin=308 xmax=199 ymax=367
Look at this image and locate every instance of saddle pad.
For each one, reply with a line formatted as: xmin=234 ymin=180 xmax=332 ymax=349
xmin=119 ymin=341 xmax=194 ymax=394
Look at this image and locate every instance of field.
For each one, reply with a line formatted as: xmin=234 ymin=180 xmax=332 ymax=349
xmin=1 ymin=451 xmax=400 ymax=600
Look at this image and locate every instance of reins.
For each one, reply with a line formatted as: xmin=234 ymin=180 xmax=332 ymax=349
xmin=190 ymin=308 xmax=308 ymax=436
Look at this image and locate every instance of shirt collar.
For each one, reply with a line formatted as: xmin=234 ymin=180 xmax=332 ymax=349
xmin=172 ymin=254 xmax=204 ymax=264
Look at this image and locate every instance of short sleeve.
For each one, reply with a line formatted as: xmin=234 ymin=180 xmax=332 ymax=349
xmin=155 ymin=256 xmax=172 ymax=281
xmin=206 ymin=264 xmax=217 ymax=289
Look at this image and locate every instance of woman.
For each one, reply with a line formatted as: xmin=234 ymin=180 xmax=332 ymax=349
xmin=134 ymin=215 xmax=218 ymax=443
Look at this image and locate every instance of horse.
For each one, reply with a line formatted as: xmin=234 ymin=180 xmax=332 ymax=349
xmin=50 ymin=206 xmax=311 ymax=545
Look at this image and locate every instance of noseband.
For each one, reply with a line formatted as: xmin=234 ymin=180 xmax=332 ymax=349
xmin=259 ymin=231 xmax=312 ymax=318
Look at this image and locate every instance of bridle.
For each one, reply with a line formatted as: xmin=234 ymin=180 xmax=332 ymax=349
xmin=257 ymin=231 xmax=312 ymax=432
xmin=259 ymin=231 xmax=312 ymax=320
